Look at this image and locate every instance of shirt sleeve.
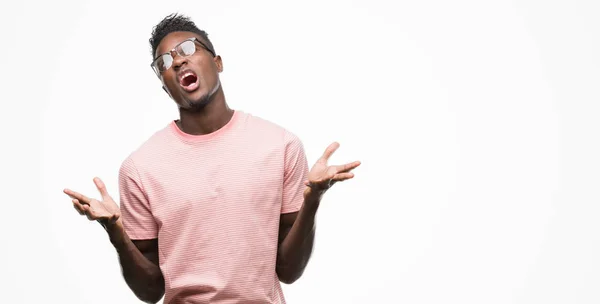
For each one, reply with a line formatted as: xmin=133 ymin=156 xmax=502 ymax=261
xmin=118 ymin=156 xmax=158 ymax=239
xmin=281 ymin=130 xmax=310 ymax=214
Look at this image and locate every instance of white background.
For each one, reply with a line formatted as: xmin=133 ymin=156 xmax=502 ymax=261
xmin=1 ymin=0 xmax=599 ymax=303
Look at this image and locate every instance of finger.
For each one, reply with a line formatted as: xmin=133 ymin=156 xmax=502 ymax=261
xmin=63 ymin=188 xmax=91 ymax=205
xmin=93 ymin=177 xmax=110 ymax=200
xmin=308 ymin=171 xmax=337 ymax=185
xmin=81 ymin=205 xmax=98 ymax=221
xmin=320 ymin=142 xmax=340 ymax=162
xmin=72 ymin=199 xmax=85 ymax=215
xmin=74 ymin=200 xmax=92 ymax=218
xmin=334 ymin=161 xmax=361 ymax=173
xmin=332 ymin=172 xmax=355 ymax=181
xmin=108 ymin=213 xmax=120 ymax=224
xmin=81 ymin=204 xmax=96 ymax=221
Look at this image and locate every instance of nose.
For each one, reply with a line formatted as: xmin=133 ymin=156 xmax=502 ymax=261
xmin=171 ymin=50 xmax=188 ymax=71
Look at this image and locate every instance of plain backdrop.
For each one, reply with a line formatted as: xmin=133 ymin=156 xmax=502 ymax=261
xmin=1 ymin=0 xmax=599 ymax=303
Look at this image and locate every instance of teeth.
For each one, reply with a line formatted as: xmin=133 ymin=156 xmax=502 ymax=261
xmin=181 ymin=72 xmax=194 ymax=81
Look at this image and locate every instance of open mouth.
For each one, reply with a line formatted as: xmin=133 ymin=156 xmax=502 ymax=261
xmin=179 ymin=71 xmax=199 ymax=92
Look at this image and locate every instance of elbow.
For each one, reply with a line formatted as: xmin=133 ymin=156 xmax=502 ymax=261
xmin=276 ymin=253 xmax=312 ymax=284
xmin=128 ymin=273 xmax=165 ymax=303
xmin=144 ymin=297 xmax=163 ymax=304
xmin=279 ymin=276 xmax=299 ymax=285
xmin=136 ymin=288 xmax=164 ymax=304
xmin=277 ymin=266 xmax=305 ymax=285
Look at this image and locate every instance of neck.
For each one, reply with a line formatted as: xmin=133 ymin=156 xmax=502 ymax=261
xmin=177 ymin=87 xmax=234 ymax=136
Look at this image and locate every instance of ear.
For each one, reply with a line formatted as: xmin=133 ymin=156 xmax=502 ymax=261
xmin=214 ymin=55 xmax=223 ymax=73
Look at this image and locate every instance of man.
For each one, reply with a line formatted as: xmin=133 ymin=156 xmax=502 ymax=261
xmin=64 ymin=13 xmax=360 ymax=304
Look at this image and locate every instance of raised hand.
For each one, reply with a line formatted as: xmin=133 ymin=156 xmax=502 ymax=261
xmin=64 ymin=177 xmax=121 ymax=226
xmin=304 ymin=142 xmax=361 ymax=193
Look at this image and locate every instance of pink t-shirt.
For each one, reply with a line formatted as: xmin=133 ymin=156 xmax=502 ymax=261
xmin=118 ymin=110 xmax=308 ymax=304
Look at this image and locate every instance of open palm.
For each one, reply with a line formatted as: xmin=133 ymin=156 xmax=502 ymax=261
xmin=305 ymin=142 xmax=361 ymax=192
xmin=64 ymin=177 xmax=121 ymax=224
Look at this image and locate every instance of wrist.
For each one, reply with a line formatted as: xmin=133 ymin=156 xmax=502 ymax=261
xmin=105 ymin=218 xmax=127 ymax=248
xmin=303 ymin=187 xmax=323 ymax=207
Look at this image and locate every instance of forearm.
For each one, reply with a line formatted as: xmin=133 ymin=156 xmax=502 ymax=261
xmin=105 ymin=220 xmax=165 ymax=303
xmin=277 ymin=190 xmax=321 ymax=283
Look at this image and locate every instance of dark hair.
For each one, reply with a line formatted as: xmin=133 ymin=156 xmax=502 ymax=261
xmin=149 ymin=13 xmax=215 ymax=58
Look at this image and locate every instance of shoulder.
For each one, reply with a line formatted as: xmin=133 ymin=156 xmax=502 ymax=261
xmin=119 ymin=123 xmax=174 ymax=173
xmin=239 ymin=111 xmax=303 ymax=145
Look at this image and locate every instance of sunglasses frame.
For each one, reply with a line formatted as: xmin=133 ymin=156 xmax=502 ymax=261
xmin=150 ymin=37 xmax=216 ymax=77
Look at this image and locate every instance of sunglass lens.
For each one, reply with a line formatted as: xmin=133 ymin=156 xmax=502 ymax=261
xmin=180 ymin=40 xmax=196 ymax=56
xmin=157 ymin=54 xmax=173 ymax=72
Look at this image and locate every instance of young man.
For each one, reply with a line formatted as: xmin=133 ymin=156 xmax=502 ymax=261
xmin=64 ymin=14 xmax=360 ymax=304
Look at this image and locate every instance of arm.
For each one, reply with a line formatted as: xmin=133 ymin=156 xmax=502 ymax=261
xmin=65 ymin=177 xmax=165 ymax=304
xmin=276 ymin=141 xmax=360 ymax=284
xmin=107 ymin=222 xmax=165 ymax=303
xmin=276 ymin=189 xmax=320 ymax=284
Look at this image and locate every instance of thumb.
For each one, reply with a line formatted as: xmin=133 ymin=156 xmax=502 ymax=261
xmin=319 ymin=142 xmax=340 ymax=163
xmin=93 ymin=177 xmax=111 ymax=200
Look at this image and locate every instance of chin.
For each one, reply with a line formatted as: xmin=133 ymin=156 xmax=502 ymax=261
xmin=180 ymin=92 xmax=211 ymax=111
xmin=176 ymin=81 xmax=220 ymax=112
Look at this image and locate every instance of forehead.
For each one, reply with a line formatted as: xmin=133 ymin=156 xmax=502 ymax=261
xmin=155 ymin=31 xmax=201 ymax=57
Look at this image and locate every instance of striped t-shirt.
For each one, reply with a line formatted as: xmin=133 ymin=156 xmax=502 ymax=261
xmin=118 ymin=110 xmax=309 ymax=303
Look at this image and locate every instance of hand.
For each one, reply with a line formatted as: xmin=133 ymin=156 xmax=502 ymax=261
xmin=304 ymin=142 xmax=361 ymax=195
xmin=64 ymin=177 xmax=121 ymax=227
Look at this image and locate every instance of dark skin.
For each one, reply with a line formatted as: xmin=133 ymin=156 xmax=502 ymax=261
xmin=65 ymin=178 xmax=164 ymax=303
xmin=64 ymin=31 xmax=360 ymax=302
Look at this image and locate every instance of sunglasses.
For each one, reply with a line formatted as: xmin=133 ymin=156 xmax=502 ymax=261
xmin=151 ymin=37 xmax=216 ymax=77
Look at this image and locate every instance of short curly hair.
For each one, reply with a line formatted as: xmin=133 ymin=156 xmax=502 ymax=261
xmin=149 ymin=13 xmax=216 ymax=58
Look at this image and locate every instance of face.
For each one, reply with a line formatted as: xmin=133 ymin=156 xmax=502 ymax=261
xmin=154 ymin=31 xmax=223 ymax=111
